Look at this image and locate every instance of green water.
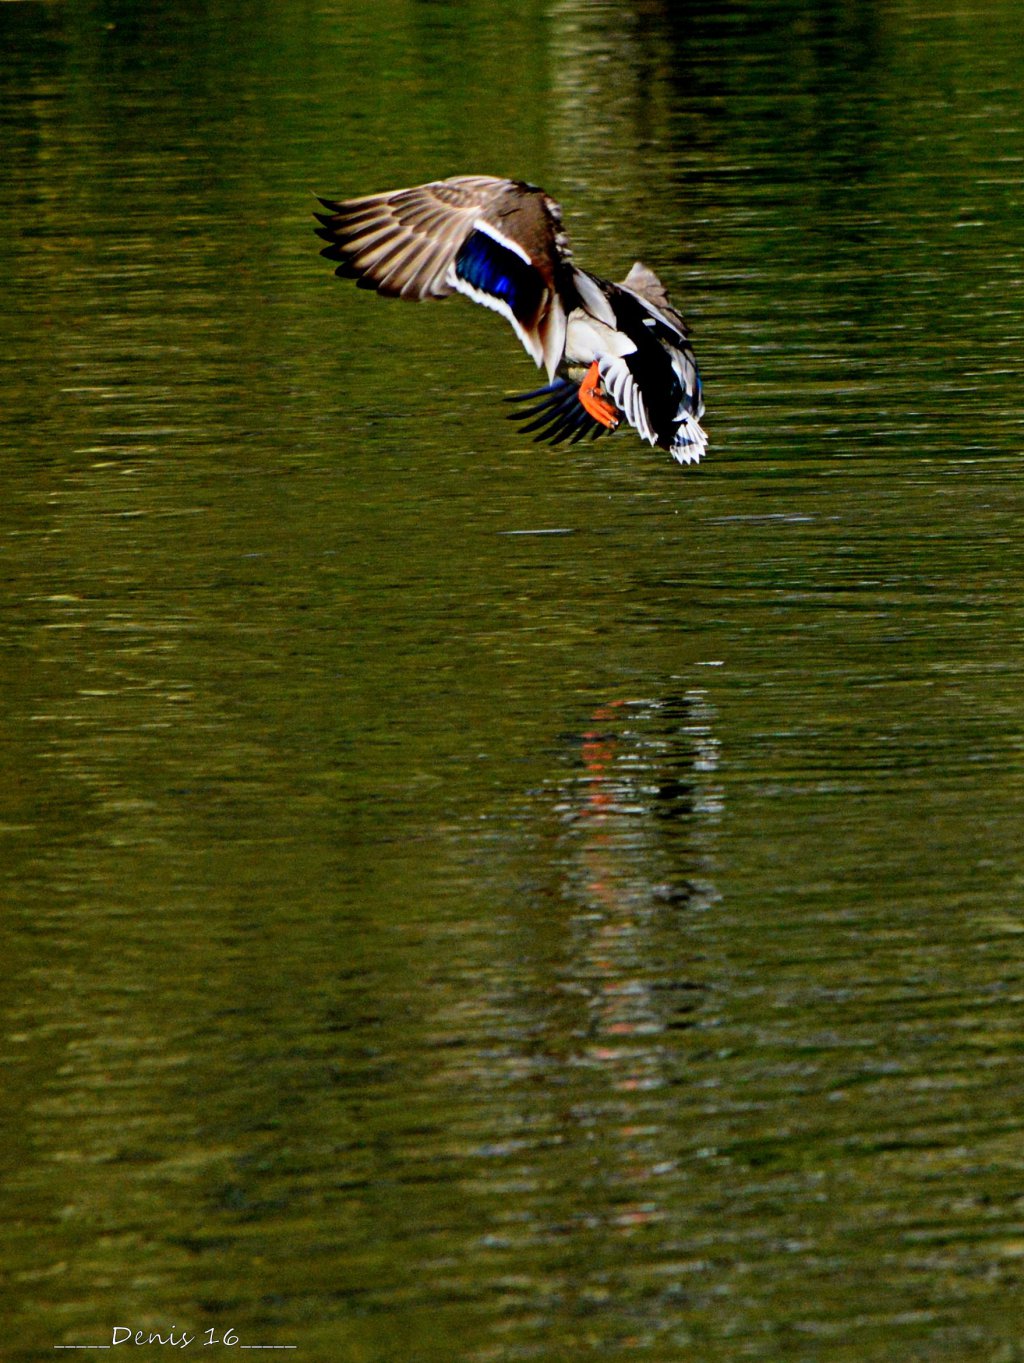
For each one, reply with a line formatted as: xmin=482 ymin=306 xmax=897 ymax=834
xmin=3 ymin=1 xmax=1024 ymax=1360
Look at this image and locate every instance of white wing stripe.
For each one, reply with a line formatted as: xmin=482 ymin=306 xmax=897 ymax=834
xmin=446 ymin=269 xmax=545 ymax=368
xmin=473 ymin=219 xmax=532 ymax=264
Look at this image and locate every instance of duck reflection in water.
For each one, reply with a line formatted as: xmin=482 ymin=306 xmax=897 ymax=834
xmin=553 ymin=693 xmax=720 ymax=1053
xmin=501 ymin=691 xmax=724 ymax=1238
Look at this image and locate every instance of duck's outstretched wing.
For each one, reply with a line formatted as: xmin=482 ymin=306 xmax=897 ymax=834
xmin=315 ymin=176 xmax=572 ymax=378
xmin=504 ymin=379 xmax=611 ymax=447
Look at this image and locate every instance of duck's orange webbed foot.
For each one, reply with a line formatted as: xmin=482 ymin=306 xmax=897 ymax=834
xmin=578 ymin=360 xmax=620 ymax=429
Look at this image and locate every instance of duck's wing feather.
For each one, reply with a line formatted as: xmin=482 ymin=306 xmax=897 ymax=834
xmin=315 ymin=176 xmax=509 ymax=300
xmin=504 ymin=379 xmax=610 ymax=447
xmin=600 ymin=354 xmax=707 ymax=465
xmin=618 ymin=261 xmax=690 ymax=336
xmin=315 ymin=176 xmax=572 ymax=376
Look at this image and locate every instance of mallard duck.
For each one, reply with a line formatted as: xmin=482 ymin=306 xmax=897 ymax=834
xmin=314 ymin=175 xmax=706 ymax=464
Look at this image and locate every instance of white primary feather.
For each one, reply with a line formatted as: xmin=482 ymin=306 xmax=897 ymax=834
xmin=599 ymin=357 xmax=656 ymax=445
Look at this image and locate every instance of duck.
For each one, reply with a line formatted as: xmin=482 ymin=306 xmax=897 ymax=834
xmin=314 ymin=175 xmax=706 ymax=465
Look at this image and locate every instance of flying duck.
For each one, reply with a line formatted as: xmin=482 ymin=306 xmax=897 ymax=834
xmin=314 ymin=175 xmax=707 ymax=464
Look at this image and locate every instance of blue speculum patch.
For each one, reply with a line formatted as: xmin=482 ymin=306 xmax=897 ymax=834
xmin=455 ymin=231 xmax=542 ymax=322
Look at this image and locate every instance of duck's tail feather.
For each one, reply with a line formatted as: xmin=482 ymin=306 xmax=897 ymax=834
xmin=668 ymin=412 xmax=708 ymax=465
xmin=504 ymin=379 xmax=611 ymax=447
